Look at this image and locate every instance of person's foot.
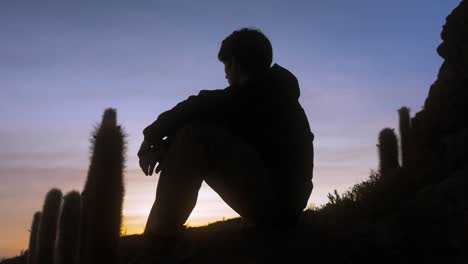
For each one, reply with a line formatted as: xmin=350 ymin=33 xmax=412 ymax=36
xmin=129 ymin=233 xmax=194 ymax=264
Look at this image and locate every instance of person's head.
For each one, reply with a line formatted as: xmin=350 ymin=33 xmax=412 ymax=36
xmin=218 ymin=28 xmax=273 ymax=86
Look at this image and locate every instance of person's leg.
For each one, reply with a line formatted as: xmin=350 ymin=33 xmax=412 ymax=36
xmin=144 ymin=124 xmax=206 ymax=238
xmin=144 ymin=122 xmax=287 ymax=238
xmin=198 ymin=125 xmax=281 ymax=227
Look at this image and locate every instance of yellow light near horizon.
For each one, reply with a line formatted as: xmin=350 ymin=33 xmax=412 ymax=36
xmin=121 ymin=216 xmax=145 ymax=236
xmin=120 ymin=213 xmax=237 ymax=236
xmin=121 ymin=179 xmax=240 ymax=237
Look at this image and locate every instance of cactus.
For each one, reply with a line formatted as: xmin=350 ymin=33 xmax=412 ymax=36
xmin=398 ymin=107 xmax=411 ymax=168
xmin=54 ymin=191 xmax=81 ymax=264
xmin=36 ymin=188 xmax=63 ymax=264
xmin=78 ymin=108 xmax=125 ymax=264
xmin=378 ymin=128 xmax=399 ymax=175
xmin=27 ymin=212 xmax=41 ymax=264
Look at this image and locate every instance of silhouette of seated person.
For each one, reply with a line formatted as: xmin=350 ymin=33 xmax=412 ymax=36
xmin=138 ymin=28 xmax=314 ymax=244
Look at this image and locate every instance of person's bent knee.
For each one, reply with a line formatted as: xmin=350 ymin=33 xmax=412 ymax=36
xmin=164 ymin=121 xmax=217 ymax=171
xmin=172 ymin=120 xmax=208 ymax=144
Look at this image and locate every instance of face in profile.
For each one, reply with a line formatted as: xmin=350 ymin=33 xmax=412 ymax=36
xmin=223 ymin=59 xmax=240 ymax=86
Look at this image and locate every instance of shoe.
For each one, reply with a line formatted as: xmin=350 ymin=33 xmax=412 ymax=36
xmin=129 ymin=233 xmax=194 ymax=264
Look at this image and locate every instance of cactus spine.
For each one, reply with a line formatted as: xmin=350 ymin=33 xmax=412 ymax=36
xmin=36 ymin=188 xmax=62 ymax=264
xmin=27 ymin=212 xmax=41 ymax=264
xmin=378 ymin=128 xmax=399 ymax=176
xmin=398 ymin=107 xmax=411 ymax=168
xmin=78 ymin=108 xmax=125 ymax=264
xmin=55 ymin=191 xmax=81 ymax=264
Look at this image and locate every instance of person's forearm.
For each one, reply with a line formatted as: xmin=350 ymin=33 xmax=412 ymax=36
xmin=143 ymin=88 xmax=231 ymax=145
xmin=143 ymin=104 xmax=183 ymax=144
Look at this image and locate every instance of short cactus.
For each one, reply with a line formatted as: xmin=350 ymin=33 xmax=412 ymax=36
xmin=54 ymin=191 xmax=81 ymax=264
xmin=27 ymin=211 xmax=41 ymax=264
xmin=398 ymin=107 xmax=411 ymax=168
xmin=36 ymin=188 xmax=62 ymax=264
xmin=378 ymin=128 xmax=400 ymax=175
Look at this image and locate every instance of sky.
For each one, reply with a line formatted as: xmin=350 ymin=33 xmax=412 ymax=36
xmin=0 ymin=0 xmax=460 ymax=259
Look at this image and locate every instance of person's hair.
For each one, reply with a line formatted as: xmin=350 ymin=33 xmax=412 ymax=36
xmin=218 ymin=28 xmax=273 ymax=74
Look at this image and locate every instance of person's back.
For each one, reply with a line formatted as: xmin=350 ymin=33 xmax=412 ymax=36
xmin=211 ymin=62 xmax=314 ymax=223
xmin=135 ymin=28 xmax=314 ymax=262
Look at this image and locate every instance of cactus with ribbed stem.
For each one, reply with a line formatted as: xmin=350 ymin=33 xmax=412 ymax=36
xmin=27 ymin=212 xmax=41 ymax=264
xmin=36 ymin=188 xmax=62 ymax=264
xmin=378 ymin=128 xmax=400 ymax=176
xmin=54 ymin=191 xmax=81 ymax=264
xmin=398 ymin=107 xmax=411 ymax=168
xmin=78 ymin=108 xmax=125 ymax=264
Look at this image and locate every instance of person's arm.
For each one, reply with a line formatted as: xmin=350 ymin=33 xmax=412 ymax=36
xmin=138 ymin=87 xmax=233 ymax=176
xmin=142 ymin=87 xmax=232 ymax=146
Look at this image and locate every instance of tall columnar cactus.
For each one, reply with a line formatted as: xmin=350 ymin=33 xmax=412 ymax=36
xmin=398 ymin=107 xmax=411 ymax=168
xmin=36 ymin=189 xmax=63 ymax=264
xmin=27 ymin=212 xmax=41 ymax=264
xmin=78 ymin=108 xmax=125 ymax=264
xmin=54 ymin=191 xmax=81 ymax=264
xmin=378 ymin=128 xmax=400 ymax=176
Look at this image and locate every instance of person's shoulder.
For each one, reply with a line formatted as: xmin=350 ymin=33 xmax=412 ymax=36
xmin=197 ymin=86 xmax=231 ymax=97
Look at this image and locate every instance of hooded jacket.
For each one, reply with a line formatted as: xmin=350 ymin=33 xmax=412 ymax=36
xmin=144 ymin=63 xmax=314 ymax=213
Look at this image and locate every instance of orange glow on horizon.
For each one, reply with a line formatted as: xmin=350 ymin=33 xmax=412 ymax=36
xmin=121 ymin=214 xmax=238 ymax=236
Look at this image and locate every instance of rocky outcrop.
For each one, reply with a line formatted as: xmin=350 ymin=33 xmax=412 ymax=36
xmin=410 ymin=0 xmax=468 ymax=186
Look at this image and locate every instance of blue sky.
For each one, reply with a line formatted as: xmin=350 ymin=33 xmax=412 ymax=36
xmin=0 ymin=0 xmax=460 ymax=258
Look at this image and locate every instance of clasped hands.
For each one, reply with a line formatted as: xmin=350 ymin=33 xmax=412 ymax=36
xmin=137 ymin=138 xmax=170 ymax=176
